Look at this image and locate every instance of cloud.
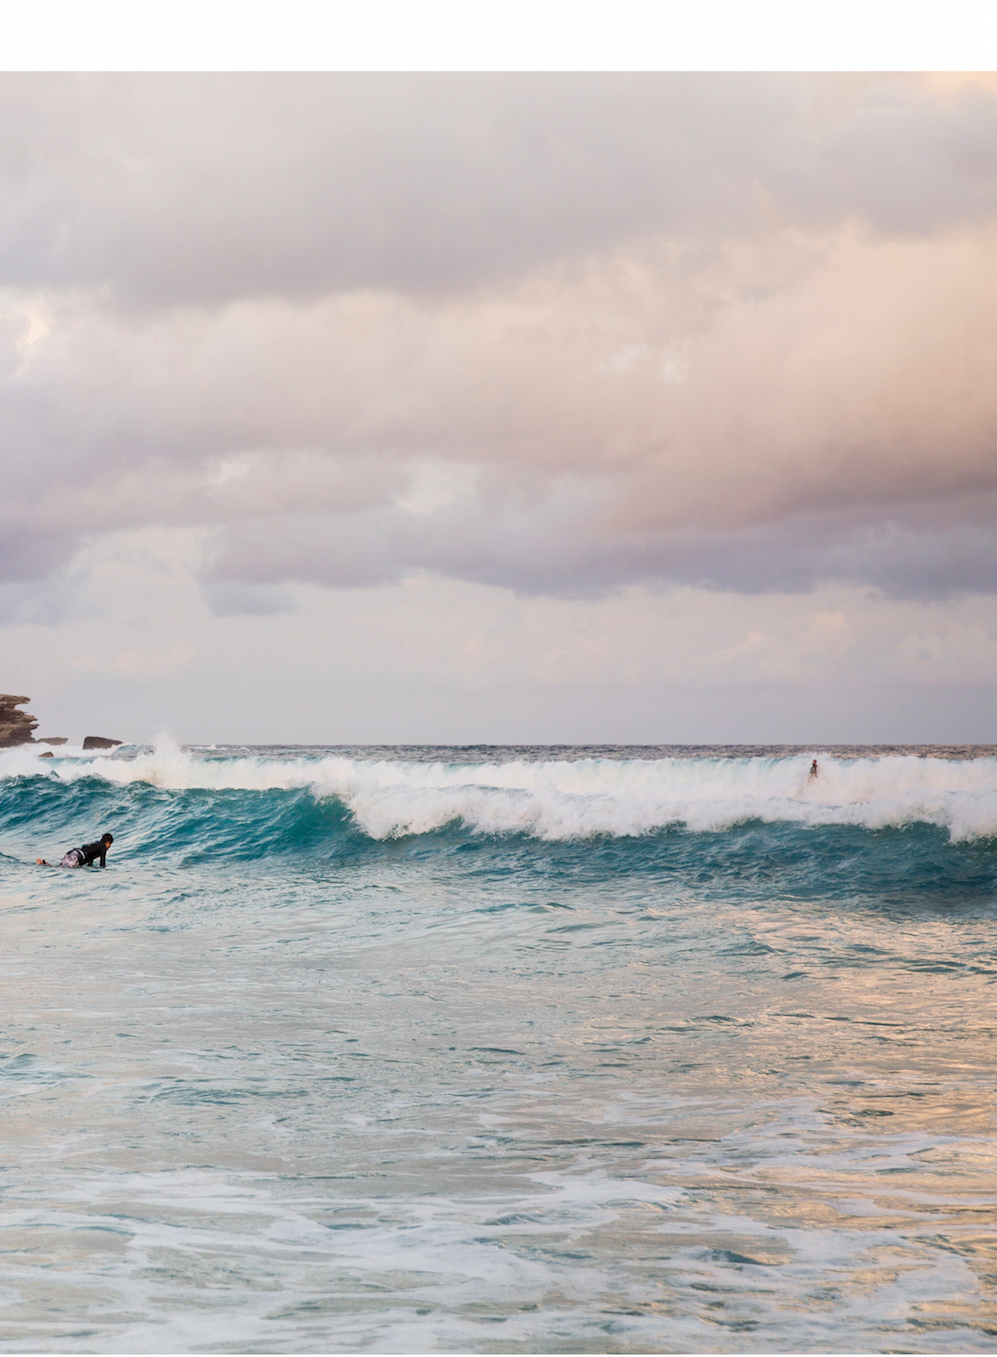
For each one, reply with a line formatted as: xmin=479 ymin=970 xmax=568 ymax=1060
xmin=71 ymin=643 xmax=197 ymax=680
xmin=0 ymin=74 xmax=996 ymax=604
xmin=10 ymin=527 xmax=997 ymax=743
xmin=892 ymin=625 xmax=997 ymax=684
xmin=1 ymin=73 xmax=996 ymax=304
xmin=715 ymin=610 xmax=855 ymax=683
xmin=201 ymin=581 xmax=296 ymax=617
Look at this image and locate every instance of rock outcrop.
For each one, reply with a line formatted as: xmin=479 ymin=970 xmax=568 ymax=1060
xmin=0 ymin=695 xmax=38 ymax=747
xmin=0 ymin=696 xmax=124 ymax=750
xmin=82 ymin=735 xmax=122 ymax=750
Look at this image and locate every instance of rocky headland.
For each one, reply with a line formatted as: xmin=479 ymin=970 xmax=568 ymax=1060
xmin=0 ymin=694 xmax=38 ymax=747
xmin=0 ymin=694 xmax=121 ymax=749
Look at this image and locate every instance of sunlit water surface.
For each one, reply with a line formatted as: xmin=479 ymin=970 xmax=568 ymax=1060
xmin=0 ymin=743 xmax=996 ymax=1351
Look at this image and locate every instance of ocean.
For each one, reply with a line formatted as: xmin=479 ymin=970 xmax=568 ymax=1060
xmin=2 ymin=741 xmax=997 ymax=1353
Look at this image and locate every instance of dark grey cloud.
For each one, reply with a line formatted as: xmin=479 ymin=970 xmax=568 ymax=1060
xmin=201 ymin=580 xmax=296 ymax=617
xmin=0 ymin=524 xmax=75 ymax=582
xmin=203 ymin=491 xmax=997 ymax=601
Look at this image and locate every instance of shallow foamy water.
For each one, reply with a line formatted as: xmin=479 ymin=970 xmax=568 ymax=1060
xmin=1 ymin=743 xmax=997 ymax=1351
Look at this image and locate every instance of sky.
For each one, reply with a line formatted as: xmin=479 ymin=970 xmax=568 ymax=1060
xmin=3 ymin=62 xmax=997 ymax=743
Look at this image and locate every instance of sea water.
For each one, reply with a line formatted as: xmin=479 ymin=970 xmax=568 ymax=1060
xmin=2 ymin=741 xmax=997 ymax=1353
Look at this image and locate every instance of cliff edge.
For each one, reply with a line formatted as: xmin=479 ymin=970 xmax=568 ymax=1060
xmin=0 ymin=694 xmax=38 ymax=747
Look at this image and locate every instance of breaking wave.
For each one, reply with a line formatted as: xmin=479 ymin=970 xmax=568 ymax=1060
xmin=4 ymin=738 xmax=997 ymax=842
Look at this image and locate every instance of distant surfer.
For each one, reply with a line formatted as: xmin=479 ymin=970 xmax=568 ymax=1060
xmin=809 ymin=759 xmax=818 ymax=779
xmin=37 ymin=832 xmax=113 ymax=868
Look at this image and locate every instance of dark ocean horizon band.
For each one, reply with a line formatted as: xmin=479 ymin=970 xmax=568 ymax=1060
xmin=183 ymin=742 xmax=997 ymax=761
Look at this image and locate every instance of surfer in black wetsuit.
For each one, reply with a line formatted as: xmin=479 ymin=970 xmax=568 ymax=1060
xmin=809 ymin=759 xmax=818 ymax=779
xmin=37 ymin=832 xmax=113 ymax=868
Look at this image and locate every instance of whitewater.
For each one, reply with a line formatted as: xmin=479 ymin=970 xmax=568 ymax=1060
xmin=2 ymin=742 xmax=997 ymax=1351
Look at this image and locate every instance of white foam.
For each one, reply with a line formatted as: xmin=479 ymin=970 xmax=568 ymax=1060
xmin=7 ymin=739 xmax=997 ymax=841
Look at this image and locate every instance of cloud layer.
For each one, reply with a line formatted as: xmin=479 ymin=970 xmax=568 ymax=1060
xmin=3 ymin=73 xmax=997 ymax=603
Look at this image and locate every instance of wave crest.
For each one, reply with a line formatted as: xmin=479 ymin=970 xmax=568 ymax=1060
xmin=6 ymin=740 xmax=997 ymax=842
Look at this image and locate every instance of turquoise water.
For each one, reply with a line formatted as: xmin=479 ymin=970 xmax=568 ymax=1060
xmin=2 ymin=742 xmax=997 ymax=1351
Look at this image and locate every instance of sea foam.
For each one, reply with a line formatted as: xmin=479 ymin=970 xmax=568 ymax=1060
xmin=6 ymin=740 xmax=997 ymax=841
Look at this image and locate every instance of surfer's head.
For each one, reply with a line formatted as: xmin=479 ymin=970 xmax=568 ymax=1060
xmin=100 ymin=832 xmax=113 ymax=846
